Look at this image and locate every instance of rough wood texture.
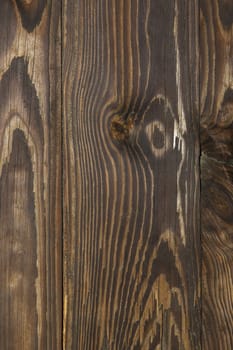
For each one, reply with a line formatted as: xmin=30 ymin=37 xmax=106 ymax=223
xmin=200 ymin=0 xmax=233 ymax=349
xmin=5 ymin=1 xmax=233 ymax=348
xmin=63 ymin=1 xmax=200 ymax=349
xmin=0 ymin=1 xmax=61 ymax=349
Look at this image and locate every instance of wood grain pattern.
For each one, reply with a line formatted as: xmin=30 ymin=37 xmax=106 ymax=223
xmin=4 ymin=1 xmax=233 ymax=348
xmin=0 ymin=1 xmax=61 ymax=349
xmin=63 ymin=1 xmax=200 ymax=349
xmin=200 ymin=0 xmax=233 ymax=349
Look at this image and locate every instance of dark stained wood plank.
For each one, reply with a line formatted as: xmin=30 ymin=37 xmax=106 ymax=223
xmin=63 ymin=1 xmax=200 ymax=349
xmin=200 ymin=0 xmax=233 ymax=349
xmin=0 ymin=1 xmax=62 ymax=349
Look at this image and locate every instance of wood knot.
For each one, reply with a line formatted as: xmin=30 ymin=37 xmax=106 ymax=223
xmin=110 ymin=113 xmax=137 ymax=142
xmin=216 ymin=88 xmax=233 ymax=128
xmin=217 ymin=103 xmax=233 ymax=128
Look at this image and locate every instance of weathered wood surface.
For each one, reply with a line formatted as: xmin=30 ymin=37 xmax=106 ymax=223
xmin=200 ymin=0 xmax=233 ymax=349
xmin=0 ymin=1 xmax=61 ymax=349
xmin=63 ymin=1 xmax=200 ymax=349
xmin=3 ymin=1 xmax=233 ymax=349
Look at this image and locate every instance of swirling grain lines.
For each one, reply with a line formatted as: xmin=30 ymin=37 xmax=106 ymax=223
xmin=200 ymin=0 xmax=233 ymax=348
xmin=63 ymin=0 xmax=200 ymax=348
xmin=0 ymin=58 xmax=45 ymax=349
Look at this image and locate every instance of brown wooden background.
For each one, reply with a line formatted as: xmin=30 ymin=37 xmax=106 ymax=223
xmin=0 ymin=0 xmax=232 ymax=349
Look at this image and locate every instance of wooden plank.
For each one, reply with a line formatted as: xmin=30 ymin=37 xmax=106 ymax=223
xmin=0 ymin=1 xmax=61 ymax=349
xmin=63 ymin=1 xmax=200 ymax=349
xmin=200 ymin=0 xmax=233 ymax=348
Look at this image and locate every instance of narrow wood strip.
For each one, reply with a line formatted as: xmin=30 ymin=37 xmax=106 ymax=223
xmin=200 ymin=0 xmax=233 ymax=348
xmin=0 ymin=1 xmax=62 ymax=348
